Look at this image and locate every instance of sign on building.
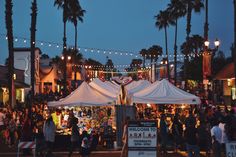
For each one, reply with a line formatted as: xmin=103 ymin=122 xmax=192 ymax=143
xmin=226 ymin=142 xmax=236 ymax=157
xmin=128 ymin=120 xmax=157 ymax=157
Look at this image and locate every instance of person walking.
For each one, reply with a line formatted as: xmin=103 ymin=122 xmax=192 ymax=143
xmin=43 ymin=115 xmax=56 ymax=157
xmin=172 ymin=113 xmax=183 ymax=152
xmin=80 ymin=130 xmax=90 ymax=157
xmin=211 ymin=119 xmax=222 ymax=157
xmin=160 ymin=114 xmax=168 ymax=156
xmin=68 ymin=117 xmax=80 ymax=157
xmin=184 ymin=118 xmax=200 ymax=157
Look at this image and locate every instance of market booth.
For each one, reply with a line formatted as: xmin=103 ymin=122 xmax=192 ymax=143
xmin=48 ymin=81 xmax=117 ymax=149
xmin=133 ymin=79 xmax=201 ymax=105
xmin=132 ymin=79 xmax=201 ymax=132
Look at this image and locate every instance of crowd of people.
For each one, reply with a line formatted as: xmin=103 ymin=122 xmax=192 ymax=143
xmin=0 ymin=103 xmax=109 ymax=157
xmin=150 ymin=105 xmax=236 ymax=157
xmin=0 ymin=100 xmax=236 ymax=157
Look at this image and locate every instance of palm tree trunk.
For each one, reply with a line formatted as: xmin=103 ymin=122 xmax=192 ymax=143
xmin=74 ymin=24 xmax=77 ymax=85
xmin=63 ymin=0 xmax=68 ymax=91
xmin=143 ymin=56 xmax=145 ymax=68
xmin=186 ymin=2 xmax=192 ymax=40
xmin=174 ymin=18 xmax=178 ymax=85
xmin=30 ymin=0 xmax=37 ymax=107
xmin=150 ymin=57 xmax=153 ymax=82
xmin=184 ymin=2 xmax=192 ymax=87
xmin=75 ymin=23 xmax=77 ymax=50
xmin=5 ymin=0 xmax=14 ymax=107
xmin=165 ymin=26 xmax=170 ymax=80
xmin=233 ymin=0 xmax=236 ymax=108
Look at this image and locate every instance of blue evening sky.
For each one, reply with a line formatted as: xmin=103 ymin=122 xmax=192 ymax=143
xmin=0 ymin=0 xmax=234 ymax=66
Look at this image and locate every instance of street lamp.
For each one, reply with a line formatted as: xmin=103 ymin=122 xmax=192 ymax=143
xmin=61 ymin=55 xmax=71 ymax=95
xmin=203 ymin=38 xmax=220 ymax=102
xmin=204 ymin=38 xmax=220 ymax=51
xmin=160 ymin=57 xmax=168 ymax=79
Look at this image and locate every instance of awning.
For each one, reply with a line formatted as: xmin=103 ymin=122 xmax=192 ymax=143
xmin=0 ymin=79 xmax=30 ymax=88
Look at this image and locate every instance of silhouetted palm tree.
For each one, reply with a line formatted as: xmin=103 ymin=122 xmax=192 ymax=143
xmin=139 ymin=49 xmax=148 ymax=68
xmin=68 ymin=0 xmax=85 ymax=50
xmin=234 ymin=0 xmax=236 ymax=89
xmin=5 ymin=0 xmax=14 ymax=107
xmin=147 ymin=45 xmax=163 ymax=81
xmin=181 ymin=35 xmax=204 ymax=80
xmin=30 ymin=0 xmax=37 ymax=105
xmin=54 ymin=0 xmax=70 ymax=89
xmin=167 ymin=0 xmax=186 ymax=84
xmin=155 ymin=10 xmax=175 ymax=80
xmin=183 ymin=0 xmax=204 ymax=84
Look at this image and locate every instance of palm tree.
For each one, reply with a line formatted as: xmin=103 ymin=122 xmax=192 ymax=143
xmin=185 ymin=0 xmax=204 ymax=39
xmin=147 ymin=45 xmax=163 ymax=81
xmin=184 ymin=0 xmax=204 ymax=84
xmin=167 ymin=0 xmax=186 ymax=85
xmin=234 ymin=0 xmax=236 ymax=91
xmin=54 ymin=0 xmax=69 ymax=49
xmin=181 ymin=35 xmax=204 ymax=80
xmin=30 ymin=0 xmax=37 ymax=106
xmin=155 ymin=10 xmax=175 ymax=80
xmin=72 ymin=50 xmax=83 ymax=85
xmin=54 ymin=0 xmax=70 ymax=89
xmin=139 ymin=49 xmax=148 ymax=68
xmin=5 ymin=0 xmax=14 ymax=107
xmin=68 ymin=0 xmax=85 ymax=50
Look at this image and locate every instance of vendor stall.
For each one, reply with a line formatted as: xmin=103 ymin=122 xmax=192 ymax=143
xmin=48 ymin=82 xmax=117 ymax=149
xmin=133 ymin=79 xmax=201 ymax=105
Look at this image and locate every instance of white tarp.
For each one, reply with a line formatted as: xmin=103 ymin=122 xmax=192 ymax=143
xmin=48 ymin=82 xmax=115 ymax=107
xmin=89 ymin=78 xmax=119 ymax=99
xmin=125 ymin=80 xmax=151 ymax=94
xmin=133 ymin=79 xmax=201 ymax=104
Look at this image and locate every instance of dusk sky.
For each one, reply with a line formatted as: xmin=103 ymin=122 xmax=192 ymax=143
xmin=0 ymin=0 xmax=234 ymax=67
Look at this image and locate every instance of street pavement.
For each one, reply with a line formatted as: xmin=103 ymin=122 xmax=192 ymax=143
xmin=0 ymin=141 xmax=226 ymax=157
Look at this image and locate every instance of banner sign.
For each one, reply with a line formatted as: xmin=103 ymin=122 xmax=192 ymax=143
xmin=226 ymin=142 xmax=236 ymax=157
xmin=128 ymin=120 xmax=157 ymax=157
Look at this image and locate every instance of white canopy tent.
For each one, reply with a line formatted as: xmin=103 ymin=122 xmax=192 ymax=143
xmin=89 ymin=78 xmax=119 ymax=99
xmin=133 ymin=79 xmax=201 ymax=104
xmin=48 ymin=82 xmax=116 ymax=107
xmin=125 ymin=80 xmax=151 ymax=94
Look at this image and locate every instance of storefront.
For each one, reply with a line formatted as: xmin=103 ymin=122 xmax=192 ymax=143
xmin=215 ymin=62 xmax=236 ymax=105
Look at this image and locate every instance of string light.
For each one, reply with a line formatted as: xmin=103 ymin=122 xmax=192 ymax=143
xmin=0 ymin=34 xmax=206 ymax=59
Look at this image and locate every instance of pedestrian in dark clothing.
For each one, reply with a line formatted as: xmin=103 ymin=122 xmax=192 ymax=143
xmin=184 ymin=124 xmax=200 ymax=157
xmin=80 ymin=131 xmax=90 ymax=157
xmin=43 ymin=115 xmax=56 ymax=157
xmin=198 ymin=122 xmax=211 ymax=157
xmin=90 ymin=130 xmax=99 ymax=151
xmin=160 ymin=114 xmax=168 ymax=156
xmin=172 ymin=114 xmax=183 ymax=151
xmin=68 ymin=117 xmax=80 ymax=157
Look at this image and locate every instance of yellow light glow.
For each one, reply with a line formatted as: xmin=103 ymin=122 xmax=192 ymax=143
xmin=13 ymin=74 xmax=16 ymax=80
xmin=214 ymin=39 xmax=220 ymax=47
xmin=227 ymin=79 xmax=232 ymax=87
xmin=204 ymin=40 xmax=210 ymax=47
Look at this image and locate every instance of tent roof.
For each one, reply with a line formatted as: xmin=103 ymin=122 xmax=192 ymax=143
xmin=48 ymin=82 xmax=115 ymax=107
xmin=133 ymin=79 xmax=201 ymax=104
xmin=89 ymin=78 xmax=119 ymax=99
xmin=125 ymin=80 xmax=151 ymax=94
